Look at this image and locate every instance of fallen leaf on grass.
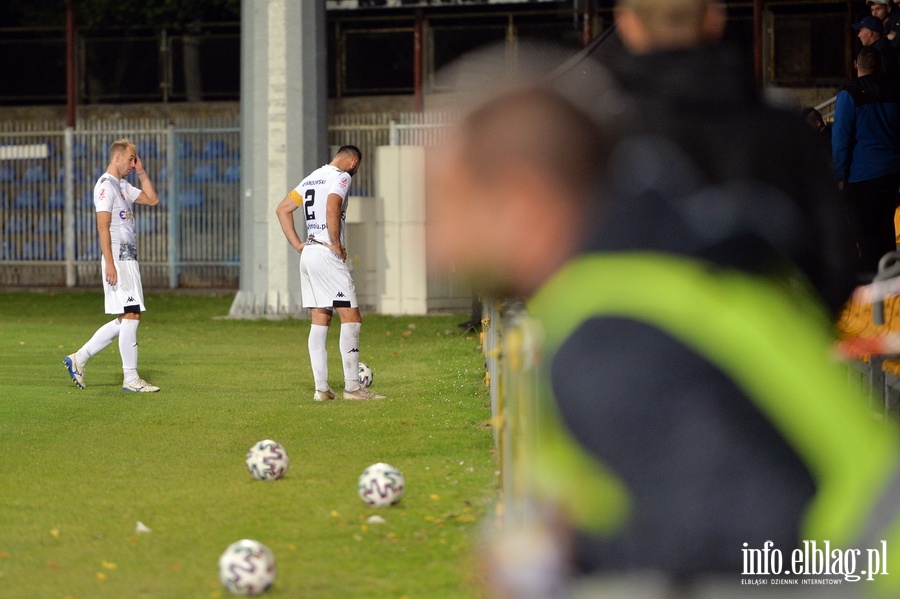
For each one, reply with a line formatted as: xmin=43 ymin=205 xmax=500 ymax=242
xmin=49 ymin=529 xmax=59 ymax=539
xmin=135 ymin=521 xmax=151 ymax=534
xmin=101 ymin=560 xmax=117 ymax=570
xmin=367 ymin=515 xmax=386 ymax=525
xmin=96 ymin=572 xmax=107 ymax=581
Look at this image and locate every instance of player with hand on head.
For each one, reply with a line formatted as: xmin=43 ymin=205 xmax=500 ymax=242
xmin=64 ymin=138 xmax=161 ymax=392
xmin=275 ymin=145 xmax=384 ymax=401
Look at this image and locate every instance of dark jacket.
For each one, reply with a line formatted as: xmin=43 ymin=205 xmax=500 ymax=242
xmin=874 ymin=36 xmax=899 ymax=76
xmin=832 ymin=72 xmax=900 ymax=183
xmin=888 ymin=9 xmax=900 ymax=51
xmin=542 ymin=42 xmax=859 ymax=577
xmin=602 ymin=43 xmax=856 ymax=317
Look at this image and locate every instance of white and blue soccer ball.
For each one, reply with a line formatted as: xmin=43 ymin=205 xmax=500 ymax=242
xmin=358 ymin=462 xmax=405 ymax=507
xmin=218 ymin=539 xmax=276 ymax=596
xmin=245 ymin=440 xmax=289 ymax=481
xmin=358 ymin=362 xmax=374 ymax=388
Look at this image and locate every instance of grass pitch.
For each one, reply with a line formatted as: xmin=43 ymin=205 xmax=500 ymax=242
xmin=0 ymin=290 xmax=496 ymax=598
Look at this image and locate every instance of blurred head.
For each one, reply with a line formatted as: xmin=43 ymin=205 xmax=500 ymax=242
xmin=801 ymin=107 xmax=826 ymax=132
xmin=856 ymin=45 xmax=883 ymax=76
xmin=427 ymin=86 xmax=615 ymax=298
xmin=853 ymin=15 xmax=884 ymax=45
xmin=614 ymin=0 xmax=727 ymax=53
xmin=108 ymin=138 xmax=137 ymax=178
xmin=332 ymin=144 xmax=362 ymax=176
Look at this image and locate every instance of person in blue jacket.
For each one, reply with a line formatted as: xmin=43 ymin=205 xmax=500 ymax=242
xmin=833 ymin=45 xmax=900 ymax=272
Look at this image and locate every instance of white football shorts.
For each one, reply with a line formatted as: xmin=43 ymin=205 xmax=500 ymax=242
xmin=101 ymin=256 xmax=147 ymax=314
xmin=299 ymin=244 xmax=358 ymax=309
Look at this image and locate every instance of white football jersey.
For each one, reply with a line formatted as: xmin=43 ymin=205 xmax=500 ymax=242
xmin=94 ymin=173 xmax=142 ymax=261
xmin=289 ymin=164 xmax=352 ymax=247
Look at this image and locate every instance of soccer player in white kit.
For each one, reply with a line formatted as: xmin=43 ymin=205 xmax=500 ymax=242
xmin=63 ymin=138 xmax=161 ymax=392
xmin=275 ymin=145 xmax=384 ymax=400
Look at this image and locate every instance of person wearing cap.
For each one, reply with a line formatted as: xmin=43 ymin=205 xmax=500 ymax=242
xmin=833 ymin=45 xmax=900 ymax=272
xmin=854 ymin=14 xmax=899 ymax=75
xmin=869 ymin=0 xmax=892 ymax=30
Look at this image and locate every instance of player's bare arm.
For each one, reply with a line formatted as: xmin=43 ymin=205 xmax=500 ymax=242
xmin=133 ymin=155 xmax=160 ymax=206
xmin=275 ymin=194 xmax=306 ymax=253
xmin=96 ymin=210 xmax=117 ymax=286
xmin=326 ymin=193 xmax=346 ymax=262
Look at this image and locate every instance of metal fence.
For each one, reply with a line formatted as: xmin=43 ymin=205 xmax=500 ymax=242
xmin=0 ymin=111 xmax=456 ymax=289
xmin=0 ymin=118 xmax=240 ymax=288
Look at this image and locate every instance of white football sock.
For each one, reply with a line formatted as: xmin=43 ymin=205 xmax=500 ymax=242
xmin=119 ymin=318 xmax=140 ymax=383
xmin=308 ymin=324 xmax=330 ymax=391
xmin=340 ymin=322 xmax=362 ymax=392
xmin=75 ymin=318 xmax=120 ymax=365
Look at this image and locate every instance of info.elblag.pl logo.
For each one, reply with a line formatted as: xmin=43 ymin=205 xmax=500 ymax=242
xmin=741 ymin=540 xmax=889 ymax=586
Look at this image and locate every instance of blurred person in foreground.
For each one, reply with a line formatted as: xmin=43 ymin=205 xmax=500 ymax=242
xmin=605 ymin=0 xmax=857 ymax=308
xmin=427 ymin=74 xmax=900 ymax=599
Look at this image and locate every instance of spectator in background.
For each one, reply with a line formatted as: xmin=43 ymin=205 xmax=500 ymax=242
xmin=869 ymin=0 xmax=892 ymax=32
xmin=853 ymin=15 xmax=899 ymax=76
xmin=832 ymin=45 xmax=900 ymax=272
xmin=802 ymin=106 xmax=832 ymax=161
xmin=601 ymin=0 xmax=856 ymax=315
xmin=889 ymin=0 xmax=900 ymax=49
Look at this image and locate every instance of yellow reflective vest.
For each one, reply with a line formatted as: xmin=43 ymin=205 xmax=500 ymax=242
xmin=526 ymin=252 xmax=900 ymax=591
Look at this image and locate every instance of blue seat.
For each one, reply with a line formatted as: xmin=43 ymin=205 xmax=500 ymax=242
xmin=53 ymin=241 xmax=66 ymax=260
xmin=136 ymin=213 xmax=159 ymax=234
xmin=0 ymin=165 xmax=17 ymax=183
xmin=72 ymin=140 xmax=89 ymax=159
xmin=22 ymin=241 xmax=47 ymax=260
xmin=35 ymin=215 xmax=61 ymax=234
xmin=0 ymin=240 xmax=16 ymax=260
xmin=80 ymin=190 xmax=95 ymax=208
xmin=192 ymin=163 xmax=219 ymax=182
xmin=223 ymin=163 xmax=240 ymax=183
xmin=4 ymin=214 xmax=31 ymax=234
xmin=23 ymin=164 xmax=48 ymax=183
xmin=57 ymin=166 xmax=84 ymax=183
xmin=202 ymin=139 xmax=229 ymax=158
xmin=77 ymin=241 xmax=100 ymax=261
xmin=15 ymin=189 xmax=41 ymax=208
xmin=91 ymin=166 xmax=105 ymax=182
xmin=76 ymin=213 xmax=96 ymax=231
xmin=176 ymin=139 xmax=193 ymax=157
xmin=180 ymin=188 xmax=204 ymax=208
xmin=136 ymin=140 xmax=159 ymax=159
xmin=0 ymin=190 xmax=8 ymax=208
xmin=48 ymin=189 xmax=65 ymax=209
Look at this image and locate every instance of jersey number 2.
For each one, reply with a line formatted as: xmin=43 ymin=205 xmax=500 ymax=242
xmin=304 ymin=189 xmax=315 ymax=221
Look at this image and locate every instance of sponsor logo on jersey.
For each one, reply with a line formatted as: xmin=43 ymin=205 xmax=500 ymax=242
xmin=348 ymin=347 xmax=359 ymax=353
xmin=336 ymin=292 xmax=345 ymax=298
xmin=339 ymin=176 xmax=349 ymax=189
xmin=119 ymin=209 xmax=133 ymax=221
xmin=126 ymin=296 xmax=135 ymax=303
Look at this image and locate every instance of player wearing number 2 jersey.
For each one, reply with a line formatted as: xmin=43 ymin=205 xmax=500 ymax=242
xmin=275 ymin=145 xmax=384 ymax=401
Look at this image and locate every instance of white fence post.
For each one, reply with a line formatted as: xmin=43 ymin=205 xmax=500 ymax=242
xmin=63 ymin=126 xmax=76 ymax=287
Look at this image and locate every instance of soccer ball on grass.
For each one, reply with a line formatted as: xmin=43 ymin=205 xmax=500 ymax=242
xmin=358 ymin=462 xmax=405 ymax=507
xmin=358 ymin=362 xmax=374 ymax=387
xmin=218 ymin=539 xmax=276 ymax=596
xmin=246 ymin=440 xmax=289 ymax=481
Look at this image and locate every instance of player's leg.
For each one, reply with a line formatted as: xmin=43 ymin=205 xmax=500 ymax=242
xmin=64 ymin=317 xmax=121 ymax=388
xmin=310 ymin=308 xmax=335 ymax=400
xmin=337 ymin=307 xmax=384 ymax=400
xmin=117 ymin=260 xmax=158 ymax=393
xmin=336 ymin=307 xmax=362 ymax=392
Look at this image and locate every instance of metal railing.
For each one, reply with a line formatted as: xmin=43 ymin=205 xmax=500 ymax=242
xmin=0 ymin=118 xmax=240 ymax=288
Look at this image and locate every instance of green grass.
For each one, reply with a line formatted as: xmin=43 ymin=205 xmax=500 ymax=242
xmin=0 ymin=290 xmax=495 ymax=598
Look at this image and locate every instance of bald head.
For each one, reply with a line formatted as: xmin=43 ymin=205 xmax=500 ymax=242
xmin=427 ymin=86 xmax=616 ymax=298
xmin=615 ymin=0 xmax=726 ymax=53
